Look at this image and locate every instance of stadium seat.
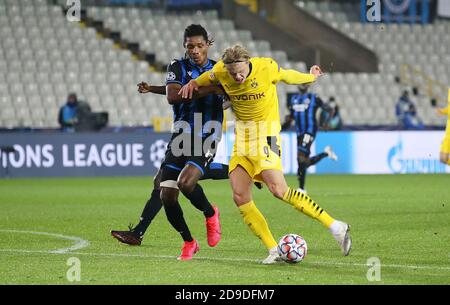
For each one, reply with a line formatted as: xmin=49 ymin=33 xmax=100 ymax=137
xmin=296 ymin=0 xmax=449 ymax=125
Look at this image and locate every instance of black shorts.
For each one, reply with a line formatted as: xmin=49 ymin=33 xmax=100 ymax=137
xmin=297 ymin=133 xmax=315 ymax=156
xmin=160 ymin=134 xmax=217 ymax=189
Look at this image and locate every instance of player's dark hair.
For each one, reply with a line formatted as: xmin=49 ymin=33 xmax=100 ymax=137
xmin=183 ymin=24 xmax=214 ymax=47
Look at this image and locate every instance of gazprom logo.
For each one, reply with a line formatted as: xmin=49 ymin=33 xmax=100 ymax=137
xmin=387 ymin=140 xmax=403 ymax=173
xmin=387 ymin=138 xmax=446 ymax=174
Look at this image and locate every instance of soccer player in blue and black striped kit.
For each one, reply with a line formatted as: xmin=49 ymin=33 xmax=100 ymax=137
xmin=283 ymin=84 xmax=338 ymax=192
xmin=112 ymin=25 xmax=227 ymax=260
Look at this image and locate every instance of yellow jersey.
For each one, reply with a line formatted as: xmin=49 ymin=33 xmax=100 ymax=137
xmin=440 ymin=89 xmax=450 ymax=133
xmin=195 ymin=57 xmax=315 ymax=136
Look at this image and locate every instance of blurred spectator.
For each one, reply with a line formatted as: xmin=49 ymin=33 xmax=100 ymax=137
xmin=395 ymin=90 xmax=425 ymax=130
xmin=319 ymin=97 xmax=342 ymax=130
xmin=58 ymin=93 xmax=79 ymax=132
xmin=58 ymin=93 xmax=92 ymax=132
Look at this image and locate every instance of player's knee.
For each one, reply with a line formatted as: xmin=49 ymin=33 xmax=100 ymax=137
xmin=266 ymin=183 xmax=286 ymax=200
xmin=298 ymin=154 xmax=309 ymax=165
xmin=177 ymin=176 xmax=196 ymax=194
xmin=160 ymin=188 xmax=178 ymax=205
xmin=232 ymin=191 xmax=252 ymax=206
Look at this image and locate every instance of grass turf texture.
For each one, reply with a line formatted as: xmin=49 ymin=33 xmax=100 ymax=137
xmin=0 ymin=174 xmax=449 ymax=285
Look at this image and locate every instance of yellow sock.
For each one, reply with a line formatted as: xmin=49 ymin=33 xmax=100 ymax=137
xmin=282 ymin=188 xmax=335 ymax=228
xmin=238 ymin=201 xmax=278 ymax=250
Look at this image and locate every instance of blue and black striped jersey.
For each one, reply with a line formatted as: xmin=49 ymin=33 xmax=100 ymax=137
xmin=288 ymin=93 xmax=325 ymax=136
xmin=165 ymin=58 xmax=223 ymax=138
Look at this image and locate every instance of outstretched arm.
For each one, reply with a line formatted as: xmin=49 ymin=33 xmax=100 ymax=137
xmin=179 ymin=68 xmax=217 ymax=99
xmin=137 ymin=82 xmax=166 ymax=95
xmin=167 ymin=83 xmax=224 ymax=105
xmin=279 ymin=65 xmax=323 ymax=85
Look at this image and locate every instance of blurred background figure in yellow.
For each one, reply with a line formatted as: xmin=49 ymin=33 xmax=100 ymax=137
xmin=437 ymin=89 xmax=450 ymax=165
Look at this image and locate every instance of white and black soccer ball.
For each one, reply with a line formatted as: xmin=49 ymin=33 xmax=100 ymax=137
xmin=150 ymin=139 xmax=168 ymax=169
xmin=277 ymin=234 xmax=307 ymax=263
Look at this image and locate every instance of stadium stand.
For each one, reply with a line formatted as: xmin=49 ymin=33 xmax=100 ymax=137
xmin=0 ymin=0 xmax=448 ymax=129
xmin=0 ymin=0 xmax=169 ymax=129
xmin=84 ymin=5 xmax=308 ymax=120
xmin=295 ymin=0 xmax=449 ymax=126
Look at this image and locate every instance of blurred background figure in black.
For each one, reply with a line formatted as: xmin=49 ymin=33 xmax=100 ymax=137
xmin=58 ymin=93 xmax=80 ymax=132
xmin=395 ymin=90 xmax=425 ymax=130
xmin=58 ymin=93 xmax=107 ymax=132
xmin=319 ymin=96 xmax=343 ymax=130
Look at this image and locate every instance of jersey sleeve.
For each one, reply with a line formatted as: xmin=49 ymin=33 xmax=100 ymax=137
xmin=265 ymin=58 xmax=283 ymax=84
xmin=439 ymin=106 xmax=448 ymax=115
xmin=279 ymin=68 xmax=315 ymax=85
xmin=165 ymin=60 xmax=183 ymax=86
xmin=197 ymin=64 xmax=221 ymax=87
xmin=265 ymin=57 xmax=315 ymax=85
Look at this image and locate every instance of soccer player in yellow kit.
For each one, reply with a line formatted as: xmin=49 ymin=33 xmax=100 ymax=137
xmin=437 ymin=89 xmax=450 ymax=165
xmin=179 ymin=45 xmax=351 ymax=263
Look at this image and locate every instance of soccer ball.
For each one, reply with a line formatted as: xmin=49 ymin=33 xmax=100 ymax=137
xmin=277 ymin=234 xmax=307 ymax=263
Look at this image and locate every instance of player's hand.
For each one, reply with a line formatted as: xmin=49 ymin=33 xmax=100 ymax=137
xmin=178 ymin=80 xmax=199 ymax=99
xmin=222 ymin=94 xmax=232 ymax=110
xmin=222 ymin=100 xmax=232 ymax=110
xmin=137 ymin=82 xmax=151 ymax=94
xmin=310 ymin=65 xmax=323 ymax=79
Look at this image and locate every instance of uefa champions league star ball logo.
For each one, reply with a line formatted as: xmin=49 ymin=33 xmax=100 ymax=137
xmin=150 ymin=140 xmax=168 ymax=169
xmin=384 ymin=0 xmax=411 ymax=15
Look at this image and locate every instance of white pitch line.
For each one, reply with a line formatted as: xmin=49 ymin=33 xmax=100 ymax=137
xmin=0 ymin=248 xmax=449 ymax=272
xmin=0 ymin=229 xmax=90 ymax=254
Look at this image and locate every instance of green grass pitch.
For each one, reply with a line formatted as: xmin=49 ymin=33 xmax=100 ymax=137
xmin=0 ymin=174 xmax=449 ymax=285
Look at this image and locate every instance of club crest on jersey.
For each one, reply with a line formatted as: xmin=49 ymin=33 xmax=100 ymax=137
xmin=250 ymin=78 xmax=258 ymax=89
xmin=166 ymin=72 xmax=176 ymax=81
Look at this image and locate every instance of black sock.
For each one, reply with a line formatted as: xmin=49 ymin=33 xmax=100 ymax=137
xmin=133 ymin=189 xmax=162 ymax=237
xmin=309 ymin=152 xmax=328 ymax=166
xmin=163 ymin=201 xmax=193 ymax=242
xmin=298 ymin=162 xmax=307 ymax=189
xmin=184 ymin=184 xmax=215 ymax=218
xmin=201 ymin=163 xmax=229 ymax=180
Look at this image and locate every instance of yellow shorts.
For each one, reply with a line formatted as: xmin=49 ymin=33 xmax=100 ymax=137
xmin=441 ymin=133 xmax=450 ymax=154
xmin=229 ymin=135 xmax=283 ymax=182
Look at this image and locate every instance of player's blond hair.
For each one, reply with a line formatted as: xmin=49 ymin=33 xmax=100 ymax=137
xmin=222 ymin=45 xmax=250 ymax=64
